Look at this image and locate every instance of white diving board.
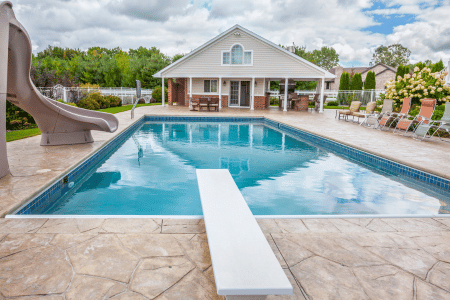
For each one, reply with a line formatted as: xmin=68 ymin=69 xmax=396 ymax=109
xmin=196 ymin=169 xmax=293 ymax=300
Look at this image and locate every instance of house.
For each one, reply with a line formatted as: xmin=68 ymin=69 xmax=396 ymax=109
xmin=154 ymin=25 xmax=335 ymax=112
xmin=326 ymin=63 xmax=397 ymax=90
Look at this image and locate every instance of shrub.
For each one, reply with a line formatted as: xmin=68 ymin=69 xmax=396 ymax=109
xmin=105 ymin=95 xmax=122 ymax=107
xmin=350 ymin=73 xmax=363 ymax=90
xmin=77 ymin=95 xmax=100 ymax=110
xmin=152 ymin=86 xmax=168 ymax=103
xmin=6 ymin=101 xmax=36 ymax=130
xmin=326 ymin=101 xmax=339 ymax=106
xmin=84 ymin=92 xmax=109 ymax=109
xmin=364 ymin=71 xmax=376 ymax=90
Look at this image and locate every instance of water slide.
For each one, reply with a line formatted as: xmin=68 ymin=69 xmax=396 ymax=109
xmin=0 ymin=1 xmax=119 ymax=179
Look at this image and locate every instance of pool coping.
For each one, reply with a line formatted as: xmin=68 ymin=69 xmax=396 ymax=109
xmin=6 ymin=114 xmax=450 ymax=218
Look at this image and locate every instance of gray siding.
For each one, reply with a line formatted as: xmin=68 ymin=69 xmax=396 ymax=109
xmin=162 ymin=28 xmax=324 ymax=78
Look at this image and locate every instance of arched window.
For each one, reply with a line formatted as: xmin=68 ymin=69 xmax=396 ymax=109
xmin=231 ymin=45 xmax=243 ymax=64
xmin=222 ymin=44 xmax=252 ymax=65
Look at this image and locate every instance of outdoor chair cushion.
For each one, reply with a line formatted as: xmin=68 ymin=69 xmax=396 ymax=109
xmin=396 ymin=119 xmax=413 ymax=130
xmin=352 ymin=111 xmax=368 ymax=118
xmin=339 ymin=110 xmax=352 ymax=115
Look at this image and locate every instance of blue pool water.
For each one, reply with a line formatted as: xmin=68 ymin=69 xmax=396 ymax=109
xmin=37 ymin=122 xmax=450 ymax=215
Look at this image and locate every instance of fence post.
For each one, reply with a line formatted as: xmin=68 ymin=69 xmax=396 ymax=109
xmin=371 ymin=90 xmax=374 ymax=103
xmin=63 ymin=87 xmax=67 ymax=102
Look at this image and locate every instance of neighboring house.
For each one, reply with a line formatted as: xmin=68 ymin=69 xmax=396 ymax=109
xmin=154 ymin=25 xmax=335 ymax=112
xmin=326 ymin=63 xmax=397 ymax=90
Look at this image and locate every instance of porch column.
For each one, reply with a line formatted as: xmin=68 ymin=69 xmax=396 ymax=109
xmin=320 ymin=77 xmax=325 ymax=113
xmin=218 ymin=77 xmax=222 ymax=110
xmin=283 ymin=77 xmax=288 ymax=112
xmin=161 ymin=77 xmax=165 ymax=106
xmin=189 ymin=77 xmax=193 ymax=109
xmin=251 ymin=77 xmax=255 ymax=110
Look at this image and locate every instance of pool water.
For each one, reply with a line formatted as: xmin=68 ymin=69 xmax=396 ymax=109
xmin=39 ymin=122 xmax=450 ymax=215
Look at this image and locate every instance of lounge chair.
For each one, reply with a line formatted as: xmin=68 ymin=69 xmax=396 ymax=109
xmin=378 ymin=97 xmax=411 ymax=131
xmin=370 ymin=99 xmax=394 ymax=128
xmin=209 ymin=97 xmax=219 ymax=112
xmin=352 ymin=101 xmax=377 ymax=125
xmin=393 ymin=98 xmax=436 ymax=136
xmin=414 ymin=102 xmax=450 ymax=141
xmin=337 ymin=101 xmax=361 ymax=121
xmin=199 ymin=97 xmax=209 ymax=112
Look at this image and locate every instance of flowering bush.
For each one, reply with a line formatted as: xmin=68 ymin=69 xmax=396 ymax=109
xmin=385 ymin=66 xmax=450 ymax=106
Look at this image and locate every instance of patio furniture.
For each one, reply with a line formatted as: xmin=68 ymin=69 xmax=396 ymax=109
xmin=352 ymin=101 xmax=377 ymax=125
xmin=378 ymin=97 xmax=411 ymax=131
xmin=414 ymin=102 xmax=450 ymax=141
xmin=196 ymin=169 xmax=293 ymax=298
xmin=191 ymin=98 xmax=199 ymax=111
xmin=199 ymin=97 xmax=209 ymax=111
xmin=209 ymin=97 xmax=219 ymax=112
xmin=393 ymin=98 xmax=436 ymax=136
xmin=309 ymin=94 xmax=318 ymax=112
xmin=369 ymin=99 xmax=394 ymax=129
xmin=337 ymin=101 xmax=361 ymax=121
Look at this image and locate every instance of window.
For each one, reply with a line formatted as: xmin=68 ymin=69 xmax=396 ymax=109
xmin=204 ymin=80 xmax=218 ymax=93
xmin=222 ymin=44 xmax=252 ymax=65
xmin=231 ymin=45 xmax=243 ymax=64
xmin=326 ymin=82 xmax=331 ymax=90
xmin=223 ymin=52 xmax=230 ymax=64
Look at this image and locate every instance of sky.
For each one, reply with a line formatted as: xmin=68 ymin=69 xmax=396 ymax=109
xmin=9 ymin=0 xmax=450 ymax=68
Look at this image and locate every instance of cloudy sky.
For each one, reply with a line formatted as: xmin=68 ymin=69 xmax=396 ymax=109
xmin=9 ymin=0 xmax=450 ymax=67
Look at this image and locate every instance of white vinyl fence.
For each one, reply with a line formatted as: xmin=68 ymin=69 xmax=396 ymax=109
xmin=36 ymin=85 xmax=153 ymax=105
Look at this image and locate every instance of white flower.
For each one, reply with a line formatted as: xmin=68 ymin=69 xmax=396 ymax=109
xmin=431 ymin=90 xmax=435 ymax=94
xmin=437 ymin=88 xmax=443 ymax=92
xmin=414 ymin=66 xmax=420 ymax=72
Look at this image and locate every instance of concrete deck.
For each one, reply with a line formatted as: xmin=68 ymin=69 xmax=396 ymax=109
xmin=1 ymin=105 xmax=450 ymax=299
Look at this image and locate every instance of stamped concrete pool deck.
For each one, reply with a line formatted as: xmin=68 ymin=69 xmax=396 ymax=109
xmin=1 ymin=106 xmax=450 ymax=299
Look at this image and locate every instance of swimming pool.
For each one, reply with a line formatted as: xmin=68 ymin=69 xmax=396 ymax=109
xmin=13 ymin=116 xmax=450 ymax=216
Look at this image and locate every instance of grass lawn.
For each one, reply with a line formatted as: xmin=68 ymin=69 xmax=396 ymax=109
xmin=6 ymin=127 xmax=41 ymax=142
xmin=7 ymin=103 xmax=164 ymax=142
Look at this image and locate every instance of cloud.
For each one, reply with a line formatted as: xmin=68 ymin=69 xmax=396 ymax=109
xmin=8 ymin=0 xmax=450 ymax=66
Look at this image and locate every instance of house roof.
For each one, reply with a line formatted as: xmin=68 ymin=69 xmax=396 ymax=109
xmin=326 ymin=63 xmax=397 ymax=82
xmin=154 ymin=25 xmax=335 ymax=79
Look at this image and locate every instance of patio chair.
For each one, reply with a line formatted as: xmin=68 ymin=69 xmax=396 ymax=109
xmin=352 ymin=101 xmax=377 ymax=125
xmin=337 ymin=101 xmax=361 ymax=121
xmin=199 ymin=97 xmax=209 ymax=112
xmin=393 ymin=98 xmax=436 ymax=136
xmin=370 ymin=99 xmax=394 ymax=129
xmin=309 ymin=94 xmax=319 ymax=112
xmin=378 ymin=97 xmax=411 ymax=131
xmin=414 ymin=102 xmax=450 ymax=141
xmin=191 ymin=98 xmax=199 ymax=111
xmin=209 ymin=97 xmax=219 ymax=112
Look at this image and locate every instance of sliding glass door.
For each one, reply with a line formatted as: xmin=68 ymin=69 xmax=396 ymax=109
xmin=229 ymin=80 xmax=250 ymax=107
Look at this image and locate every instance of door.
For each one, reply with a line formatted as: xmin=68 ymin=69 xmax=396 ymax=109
xmin=240 ymin=81 xmax=250 ymax=106
xmin=229 ymin=80 xmax=251 ymax=107
xmin=230 ymin=81 xmax=240 ymax=106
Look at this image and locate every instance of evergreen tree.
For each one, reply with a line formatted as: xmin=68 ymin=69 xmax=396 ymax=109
xmin=364 ymin=71 xmax=376 ymax=90
xmin=339 ymin=72 xmax=350 ymax=91
xmin=395 ymin=65 xmax=405 ymax=79
xmin=350 ymin=73 xmax=363 ymax=90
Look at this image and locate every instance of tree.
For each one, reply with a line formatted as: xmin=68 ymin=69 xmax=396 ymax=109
xmin=286 ymin=45 xmax=339 ymax=70
xmin=172 ymin=54 xmax=185 ymax=63
xmin=350 ymin=73 xmax=363 ymax=90
xmin=371 ymin=44 xmax=411 ymax=67
xmin=339 ymin=72 xmax=350 ymax=91
xmin=431 ymin=60 xmax=445 ymax=73
xmin=395 ymin=65 xmax=410 ymax=79
xmin=364 ymin=71 xmax=376 ymax=90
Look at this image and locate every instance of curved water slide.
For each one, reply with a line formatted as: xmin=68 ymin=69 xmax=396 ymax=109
xmin=0 ymin=1 xmax=119 ymax=179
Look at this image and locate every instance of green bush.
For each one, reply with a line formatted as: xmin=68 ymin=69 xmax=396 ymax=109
xmin=326 ymin=101 xmax=339 ymax=106
xmin=86 ymin=92 xmax=109 ymax=109
xmin=350 ymin=73 xmax=363 ymax=90
xmin=77 ymin=95 xmax=101 ymax=110
xmin=6 ymin=101 xmax=36 ymax=130
xmin=152 ymin=86 xmax=168 ymax=103
xmin=105 ymin=95 xmax=122 ymax=107
xmin=364 ymin=71 xmax=376 ymax=90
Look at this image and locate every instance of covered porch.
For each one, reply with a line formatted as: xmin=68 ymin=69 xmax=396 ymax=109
xmin=164 ymin=76 xmax=330 ymax=112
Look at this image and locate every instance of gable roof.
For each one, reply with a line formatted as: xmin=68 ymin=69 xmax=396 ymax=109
xmin=154 ymin=25 xmax=335 ymax=79
xmin=361 ymin=63 xmax=397 ymax=74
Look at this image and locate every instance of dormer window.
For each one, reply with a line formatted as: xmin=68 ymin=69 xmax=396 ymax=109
xmin=222 ymin=44 xmax=252 ymax=66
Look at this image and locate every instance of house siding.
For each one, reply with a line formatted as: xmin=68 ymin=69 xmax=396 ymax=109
xmin=161 ymin=28 xmax=324 ymax=78
xmin=189 ymin=78 xmax=265 ymax=96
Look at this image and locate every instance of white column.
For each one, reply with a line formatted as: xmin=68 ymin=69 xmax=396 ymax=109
xmin=218 ymin=77 xmax=222 ymax=110
xmin=319 ymin=77 xmax=325 ymax=113
xmin=161 ymin=77 xmax=165 ymax=106
xmin=251 ymin=77 xmax=255 ymax=110
xmin=189 ymin=77 xmax=193 ymax=109
xmin=283 ymin=78 xmax=288 ymax=112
